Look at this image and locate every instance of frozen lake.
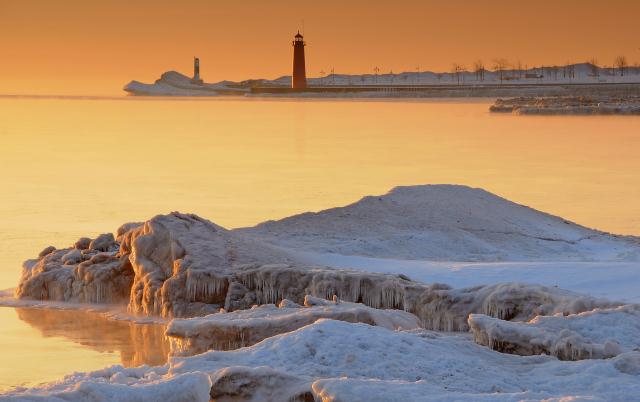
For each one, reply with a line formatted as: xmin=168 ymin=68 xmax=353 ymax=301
xmin=0 ymin=96 xmax=639 ymax=389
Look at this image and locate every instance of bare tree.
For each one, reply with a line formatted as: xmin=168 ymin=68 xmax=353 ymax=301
xmin=516 ymin=60 xmax=523 ymax=79
xmin=588 ymin=58 xmax=599 ymax=79
xmin=564 ymin=61 xmax=575 ymax=80
xmin=473 ymin=60 xmax=485 ymax=81
xmin=614 ymin=56 xmax=628 ymax=76
xmin=451 ymin=63 xmax=464 ymax=85
xmin=492 ymin=58 xmax=509 ymax=84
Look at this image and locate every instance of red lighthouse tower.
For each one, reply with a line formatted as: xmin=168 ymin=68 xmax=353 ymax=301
xmin=292 ymin=31 xmax=307 ymax=89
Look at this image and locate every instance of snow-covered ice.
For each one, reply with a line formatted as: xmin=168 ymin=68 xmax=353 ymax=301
xmin=166 ymin=295 xmax=419 ymax=355
xmin=468 ymin=304 xmax=640 ymax=360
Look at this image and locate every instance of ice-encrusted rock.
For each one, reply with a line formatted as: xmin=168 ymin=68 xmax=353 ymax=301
xmin=15 ymin=212 xmax=297 ymax=317
xmin=16 ymin=232 xmax=616 ymax=328
xmin=209 ymin=366 xmax=312 ymax=402
xmin=468 ymin=304 xmax=640 ymax=360
xmin=16 ymin=242 xmax=134 ymax=304
xmin=89 ymin=233 xmax=117 ymax=252
xmin=126 ymin=213 xmax=295 ymax=317
xmin=239 ymin=185 xmax=640 ymax=261
xmin=229 ymin=264 xmax=616 ymax=331
xmin=227 ymin=264 xmax=419 ymax=312
xmin=413 ymin=282 xmax=617 ymax=332
xmin=166 ymin=295 xmax=420 ymax=355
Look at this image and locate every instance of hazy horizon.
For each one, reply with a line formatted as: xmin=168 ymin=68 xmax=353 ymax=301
xmin=1 ymin=0 xmax=639 ymax=95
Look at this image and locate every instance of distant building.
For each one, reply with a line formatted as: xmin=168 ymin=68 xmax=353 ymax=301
xmin=191 ymin=57 xmax=203 ymax=85
xmin=292 ymin=32 xmax=307 ymax=89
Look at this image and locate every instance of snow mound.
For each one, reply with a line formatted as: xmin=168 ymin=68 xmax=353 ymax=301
xmin=468 ymin=304 xmax=640 ymax=360
xmin=239 ymin=184 xmax=640 ymax=261
xmin=166 ymin=295 xmax=420 ymax=355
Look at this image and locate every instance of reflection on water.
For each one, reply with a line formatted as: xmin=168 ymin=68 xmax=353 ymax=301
xmin=15 ymin=307 xmax=169 ymax=367
xmin=0 ymin=306 xmax=169 ymax=391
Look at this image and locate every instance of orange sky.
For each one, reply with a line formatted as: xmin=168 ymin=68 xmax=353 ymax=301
xmin=1 ymin=0 xmax=639 ymax=95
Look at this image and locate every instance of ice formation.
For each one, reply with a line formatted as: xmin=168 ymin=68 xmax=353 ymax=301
xmin=15 ymin=212 xmax=297 ymax=318
xmin=468 ymin=304 xmax=640 ymax=360
xmin=239 ymin=185 xmax=640 ymax=261
xmin=229 ymin=264 xmax=617 ymax=331
xmin=166 ymin=295 xmax=420 ymax=355
xmin=16 ymin=232 xmax=133 ymax=305
xmin=15 ymin=217 xmax=617 ymax=332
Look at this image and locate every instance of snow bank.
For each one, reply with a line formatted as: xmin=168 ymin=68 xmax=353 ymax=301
xmin=468 ymin=304 xmax=640 ymax=360
xmin=166 ymin=295 xmax=419 ymax=355
xmin=239 ymin=185 xmax=640 ymax=262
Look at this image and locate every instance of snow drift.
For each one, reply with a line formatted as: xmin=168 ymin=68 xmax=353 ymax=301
xmin=239 ymin=185 xmax=640 ymax=262
xmin=468 ymin=304 xmax=640 ymax=360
